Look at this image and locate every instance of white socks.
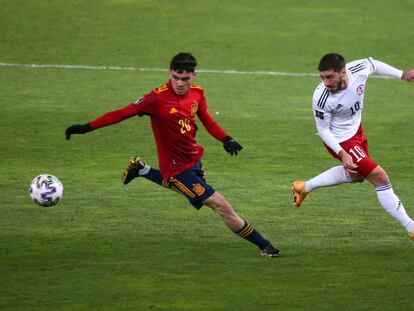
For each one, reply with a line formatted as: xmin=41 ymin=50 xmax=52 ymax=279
xmin=139 ymin=164 xmax=150 ymax=175
xmin=376 ymin=183 xmax=413 ymax=233
xmin=303 ymin=167 xmax=413 ymax=234
xmin=305 ymin=166 xmax=351 ymax=192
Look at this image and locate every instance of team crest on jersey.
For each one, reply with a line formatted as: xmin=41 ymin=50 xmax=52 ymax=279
xmin=356 ymin=84 xmax=365 ymax=95
xmin=192 ymin=183 xmax=205 ymax=196
xmin=191 ymin=102 xmax=198 ymax=116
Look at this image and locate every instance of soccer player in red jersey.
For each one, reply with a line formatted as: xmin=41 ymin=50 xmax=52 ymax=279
xmin=65 ymin=52 xmax=279 ymax=257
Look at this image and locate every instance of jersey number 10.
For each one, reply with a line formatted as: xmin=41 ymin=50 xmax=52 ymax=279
xmin=350 ymin=101 xmax=361 ymax=116
xmin=348 ymin=145 xmax=366 ymax=162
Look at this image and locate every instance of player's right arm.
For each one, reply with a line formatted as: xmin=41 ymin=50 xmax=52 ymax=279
xmin=65 ymin=92 xmax=157 ymax=140
xmin=312 ymin=86 xmax=357 ymax=172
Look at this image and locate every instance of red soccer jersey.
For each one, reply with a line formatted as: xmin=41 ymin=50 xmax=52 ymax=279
xmin=89 ymin=81 xmax=228 ymax=179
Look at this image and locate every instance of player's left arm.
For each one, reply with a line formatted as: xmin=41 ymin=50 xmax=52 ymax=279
xmin=370 ymin=58 xmax=414 ymax=82
xmin=197 ymin=96 xmax=243 ymax=155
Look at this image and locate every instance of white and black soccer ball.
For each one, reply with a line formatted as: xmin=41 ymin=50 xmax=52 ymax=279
xmin=29 ymin=174 xmax=63 ymax=207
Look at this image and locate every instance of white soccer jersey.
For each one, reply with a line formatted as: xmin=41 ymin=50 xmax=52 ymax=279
xmin=312 ymin=57 xmax=377 ymax=153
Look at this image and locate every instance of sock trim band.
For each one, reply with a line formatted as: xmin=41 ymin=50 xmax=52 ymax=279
xmin=238 ymin=224 xmax=254 ymax=238
xmin=376 ymin=183 xmax=392 ymax=192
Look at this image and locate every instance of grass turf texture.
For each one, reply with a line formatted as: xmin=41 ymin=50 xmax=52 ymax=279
xmin=1 ymin=0 xmax=414 ymax=310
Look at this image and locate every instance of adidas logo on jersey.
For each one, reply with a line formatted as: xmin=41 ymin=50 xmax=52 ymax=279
xmin=169 ymin=107 xmax=178 ymax=114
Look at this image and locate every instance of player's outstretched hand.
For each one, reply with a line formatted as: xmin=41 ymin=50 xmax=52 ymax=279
xmin=65 ymin=123 xmax=92 ymax=140
xmin=401 ymin=70 xmax=414 ymax=82
xmin=223 ymin=136 xmax=243 ymax=155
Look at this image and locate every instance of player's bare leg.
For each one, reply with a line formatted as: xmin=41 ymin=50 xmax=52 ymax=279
xmin=203 ymin=192 xmax=244 ymax=231
xmin=203 ymin=192 xmax=280 ymax=257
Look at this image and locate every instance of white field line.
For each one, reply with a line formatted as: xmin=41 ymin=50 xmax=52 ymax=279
xmin=0 ymin=62 xmax=391 ymax=78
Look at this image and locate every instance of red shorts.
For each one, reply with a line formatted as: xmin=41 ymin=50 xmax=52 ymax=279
xmin=324 ymin=125 xmax=378 ymax=177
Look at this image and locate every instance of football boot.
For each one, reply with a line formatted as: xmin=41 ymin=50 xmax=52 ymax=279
xmin=260 ymin=242 xmax=280 ymax=258
xmin=292 ymin=181 xmax=309 ymax=207
xmin=122 ymin=156 xmax=145 ymax=185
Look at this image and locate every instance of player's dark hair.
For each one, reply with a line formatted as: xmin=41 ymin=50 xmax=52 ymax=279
xmin=318 ymin=53 xmax=346 ymax=72
xmin=170 ymin=52 xmax=197 ymax=73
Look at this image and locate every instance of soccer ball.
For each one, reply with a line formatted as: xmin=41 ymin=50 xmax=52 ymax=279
xmin=29 ymin=174 xmax=63 ymax=207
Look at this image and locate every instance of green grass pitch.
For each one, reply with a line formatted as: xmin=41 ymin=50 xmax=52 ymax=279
xmin=1 ymin=0 xmax=413 ymax=310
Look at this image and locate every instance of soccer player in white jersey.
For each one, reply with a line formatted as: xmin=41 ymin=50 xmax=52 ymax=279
xmin=292 ymin=53 xmax=414 ymax=239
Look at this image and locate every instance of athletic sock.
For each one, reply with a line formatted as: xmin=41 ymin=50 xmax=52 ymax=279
xmin=235 ymin=221 xmax=269 ymax=249
xmin=138 ymin=164 xmax=150 ymax=176
xmin=142 ymin=166 xmax=163 ymax=186
xmin=407 ymin=221 xmax=414 ymax=234
xmin=306 ymin=165 xmax=351 ymax=192
xmin=376 ymin=183 xmax=413 ymax=232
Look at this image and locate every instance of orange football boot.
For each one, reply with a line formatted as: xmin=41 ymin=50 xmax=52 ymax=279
xmin=292 ymin=181 xmax=309 ymax=207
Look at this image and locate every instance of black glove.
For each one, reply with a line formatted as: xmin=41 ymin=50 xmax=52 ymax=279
xmin=223 ymin=136 xmax=243 ymax=155
xmin=65 ymin=123 xmax=92 ymax=140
